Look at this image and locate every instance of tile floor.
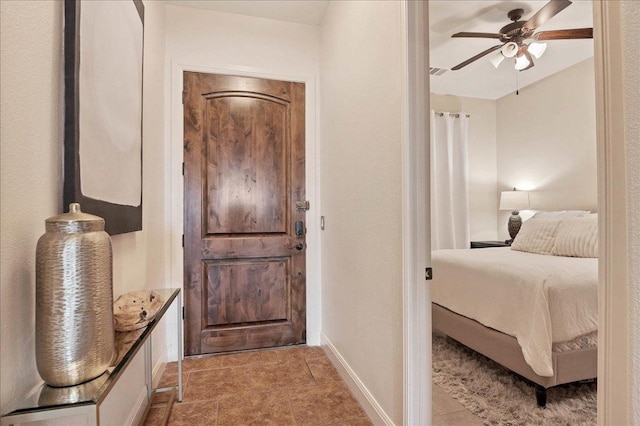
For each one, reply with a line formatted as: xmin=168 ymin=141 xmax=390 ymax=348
xmin=144 ymin=345 xmax=484 ymax=426
xmin=144 ymin=345 xmax=372 ymax=426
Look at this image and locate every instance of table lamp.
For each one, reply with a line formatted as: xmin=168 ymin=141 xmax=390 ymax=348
xmin=500 ymin=189 xmax=530 ymax=244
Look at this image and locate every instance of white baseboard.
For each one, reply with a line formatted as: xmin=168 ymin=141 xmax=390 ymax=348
xmin=152 ymin=347 xmax=169 ymax=389
xmin=320 ymin=333 xmax=394 ymax=426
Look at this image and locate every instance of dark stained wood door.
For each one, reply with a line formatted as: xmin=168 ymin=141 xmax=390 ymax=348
xmin=183 ymin=72 xmax=306 ymax=356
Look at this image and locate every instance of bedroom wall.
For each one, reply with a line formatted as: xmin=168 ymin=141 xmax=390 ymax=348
xmin=0 ymin=0 xmax=169 ymax=420
xmin=430 ymin=95 xmax=498 ymax=241
xmin=320 ymin=1 xmax=404 ymax=423
xmin=163 ymin=4 xmax=321 ymax=348
xmin=496 ymin=58 xmax=597 ymax=240
xmin=621 ymin=0 xmax=640 ymax=421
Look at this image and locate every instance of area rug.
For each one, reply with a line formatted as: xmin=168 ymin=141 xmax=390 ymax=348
xmin=432 ymin=333 xmax=596 ymax=425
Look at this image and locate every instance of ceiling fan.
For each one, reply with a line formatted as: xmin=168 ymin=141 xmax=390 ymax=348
xmin=450 ymin=0 xmax=593 ymax=72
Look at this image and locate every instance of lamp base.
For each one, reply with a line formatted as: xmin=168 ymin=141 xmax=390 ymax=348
xmin=508 ymin=211 xmax=523 ymax=241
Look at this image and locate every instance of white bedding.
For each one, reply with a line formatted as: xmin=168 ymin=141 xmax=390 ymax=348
xmin=431 ymin=247 xmax=598 ymax=377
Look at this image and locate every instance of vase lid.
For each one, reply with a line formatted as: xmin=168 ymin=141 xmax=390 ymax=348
xmin=45 ymin=203 xmax=105 ymax=232
xmin=46 ymin=203 xmax=104 ymax=223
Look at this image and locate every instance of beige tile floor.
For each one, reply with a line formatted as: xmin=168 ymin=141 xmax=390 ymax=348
xmin=144 ymin=346 xmax=373 ymax=426
xmin=144 ymin=345 xmax=483 ymax=426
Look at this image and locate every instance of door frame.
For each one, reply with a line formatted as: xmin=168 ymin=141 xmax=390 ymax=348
xmin=402 ymin=1 xmax=431 ymax=425
xmin=168 ymin=61 xmax=321 ymax=357
xmin=592 ymin=1 xmax=632 ymax=424
xmin=404 ymin=0 xmax=633 ymax=423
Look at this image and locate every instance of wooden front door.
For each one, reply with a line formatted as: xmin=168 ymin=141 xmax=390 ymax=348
xmin=183 ymin=72 xmax=306 ymax=356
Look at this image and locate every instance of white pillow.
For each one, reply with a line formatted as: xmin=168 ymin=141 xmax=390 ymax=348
xmin=532 ymin=210 xmax=590 ymax=219
xmin=551 ymin=216 xmax=598 ymax=258
xmin=511 ymin=218 xmax=562 ymax=255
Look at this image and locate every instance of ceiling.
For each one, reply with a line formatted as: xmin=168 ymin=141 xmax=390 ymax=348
xmin=164 ymin=1 xmax=593 ymax=101
xmin=164 ymin=0 xmax=329 ymax=26
xmin=429 ymin=0 xmax=594 ymax=100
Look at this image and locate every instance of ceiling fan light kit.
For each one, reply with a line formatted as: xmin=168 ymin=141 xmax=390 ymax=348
xmin=450 ymin=0 xmax=593 ymax=72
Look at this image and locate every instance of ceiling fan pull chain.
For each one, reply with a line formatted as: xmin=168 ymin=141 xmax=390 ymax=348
xmin=516 ymin=71 xmax=520 ymax=96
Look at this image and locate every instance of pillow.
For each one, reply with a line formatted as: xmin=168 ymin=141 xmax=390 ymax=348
xmin=532 ymin=210 xmax=590 ymax=219
xmin=551 ymin=216 xmax=598 ymax=258
xmin=511 ymin=218 xmax=562 ymax=255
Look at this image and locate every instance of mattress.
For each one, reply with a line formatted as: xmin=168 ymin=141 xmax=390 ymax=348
xmin=431 ymin=247 xmax=598 ymax=377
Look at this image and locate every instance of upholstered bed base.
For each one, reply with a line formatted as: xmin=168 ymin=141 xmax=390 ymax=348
xmin=432 ymin=303 xmax=597 ymax=407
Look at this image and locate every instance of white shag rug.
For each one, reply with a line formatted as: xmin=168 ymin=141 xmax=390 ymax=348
xmin=432 ymin=333 xmax=596 ymax=425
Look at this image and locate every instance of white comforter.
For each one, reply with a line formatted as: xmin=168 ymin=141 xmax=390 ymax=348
xmin=431 ymin=247 xmax=598 ymax=377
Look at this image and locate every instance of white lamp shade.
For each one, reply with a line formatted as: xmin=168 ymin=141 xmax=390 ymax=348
xmin=527 ymin=42 xmax=547 ymax=59
xmin=500 ymin=190 xmax=530 ymax=211
xmin=514 ymin=54 xmax=531 ymax=71
xmin=501 ymin=42 xmax=518 ymax=58
xmin=490 ymin=52 xmax=505 ymax=68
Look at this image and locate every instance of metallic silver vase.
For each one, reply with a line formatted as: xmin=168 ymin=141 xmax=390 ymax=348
xmin=36 ymin=203 xmax=114 ymax=387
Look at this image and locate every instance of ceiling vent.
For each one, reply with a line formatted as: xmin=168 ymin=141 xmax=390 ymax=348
xmin=429 ymin=67 xmax=449 ymax=76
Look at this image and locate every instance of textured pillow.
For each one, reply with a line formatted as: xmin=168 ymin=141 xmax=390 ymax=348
xmin=551 ymin=216 xmax=598 ymax=258
xmin=532 ymin=210 xmax=590 ymax=219
xmin=511 ymin=218 xmax=562 ymax=255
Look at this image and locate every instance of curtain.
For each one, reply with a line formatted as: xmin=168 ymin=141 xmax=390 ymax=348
xmin=431 ymin=110 xmax=470 ymax=250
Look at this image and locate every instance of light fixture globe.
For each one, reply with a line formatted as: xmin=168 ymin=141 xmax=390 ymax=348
xmin=501 ymin=42 xmax=518 ymax=58
xmin=490 ymin=52 xmax=505 ymax=68
xmin=527 ymin=42 xmax=548 ymax=59
xmin=514 ymin=54 xmax=531 ymax=71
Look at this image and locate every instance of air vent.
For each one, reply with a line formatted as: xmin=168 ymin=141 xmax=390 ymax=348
xmin=429 ymin=67 xmax=449 ymax=76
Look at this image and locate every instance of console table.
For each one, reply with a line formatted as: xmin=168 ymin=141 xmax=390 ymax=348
xmin=1 ymin=288 xmax=183 ymax=426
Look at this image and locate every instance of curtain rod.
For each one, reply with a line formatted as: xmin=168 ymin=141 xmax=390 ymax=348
xmin=434 ymin=112 xmax=470 ymax=118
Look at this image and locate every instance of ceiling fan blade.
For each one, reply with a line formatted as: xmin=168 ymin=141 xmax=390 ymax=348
xmin=451 ymin=45 xmax=503 ymax=71
xmin=523 ymin=0 xmax=573 ymax=31
xmin=452 ymin=32 xmax=502 ymax=39
xmin=533 ymin=28 xmax=593 ymax=40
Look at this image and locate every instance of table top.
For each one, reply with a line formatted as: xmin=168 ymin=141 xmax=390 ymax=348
xmin=2 ymin=288 xmax=180 ymax=418
xmin=470 ymin=240 xmax=511 ymax=248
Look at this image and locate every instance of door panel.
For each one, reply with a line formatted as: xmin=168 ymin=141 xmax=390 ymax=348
xmin=204 ymin=259 xmax=289 ymax=326
xmin=183 ymin=72 xmax=306 ymax=355
xmin=204 ymin=95 xmax=288 ymax=235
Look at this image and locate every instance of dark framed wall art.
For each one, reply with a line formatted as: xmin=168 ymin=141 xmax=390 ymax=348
xmin=64 ymin=0 xmax=144 ymax=235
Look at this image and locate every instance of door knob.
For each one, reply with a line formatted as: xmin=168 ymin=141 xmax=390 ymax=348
xmin=295 ymin=243 xmax=304 ymax=251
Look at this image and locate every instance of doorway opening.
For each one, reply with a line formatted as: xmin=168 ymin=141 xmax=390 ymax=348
xmin=426 ymin=0 xmax=598 ymax=423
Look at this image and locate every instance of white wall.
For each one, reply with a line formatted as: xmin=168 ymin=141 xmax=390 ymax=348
xmin=430 ymin=95 xmax=498 ymax=241
xmin=621 ymin=1 xmax=640 ymax=422
xmin=163 ymin=4 xmax=321 ymax=346
xmin=496 ymin=58 xmax=598 ymax=240
xmin=0 ymin=0 xmax=63 ymax=413
xmin=0 ymin=0 xmax=169 ymax=420
xmin=320 ymin=1 xmax=404 ymax=423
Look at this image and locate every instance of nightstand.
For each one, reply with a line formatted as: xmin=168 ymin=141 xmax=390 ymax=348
xmin=470 ymin=240 xmax=511 ymax=249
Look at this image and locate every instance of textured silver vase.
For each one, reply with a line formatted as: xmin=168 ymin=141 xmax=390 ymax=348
xmin=36 ymin=203 xmax=114 ymax=387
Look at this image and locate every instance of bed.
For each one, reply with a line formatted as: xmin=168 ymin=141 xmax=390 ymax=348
xmin=431 ymin=213 xmax=599 ymax=407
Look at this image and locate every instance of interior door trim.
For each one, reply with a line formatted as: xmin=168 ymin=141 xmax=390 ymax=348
xmin=402 ymin=1 xmax=431 ymax=424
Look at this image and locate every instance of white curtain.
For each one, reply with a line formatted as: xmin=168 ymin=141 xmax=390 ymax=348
xmin=431 ymin=110 xmax=470 ymax=250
